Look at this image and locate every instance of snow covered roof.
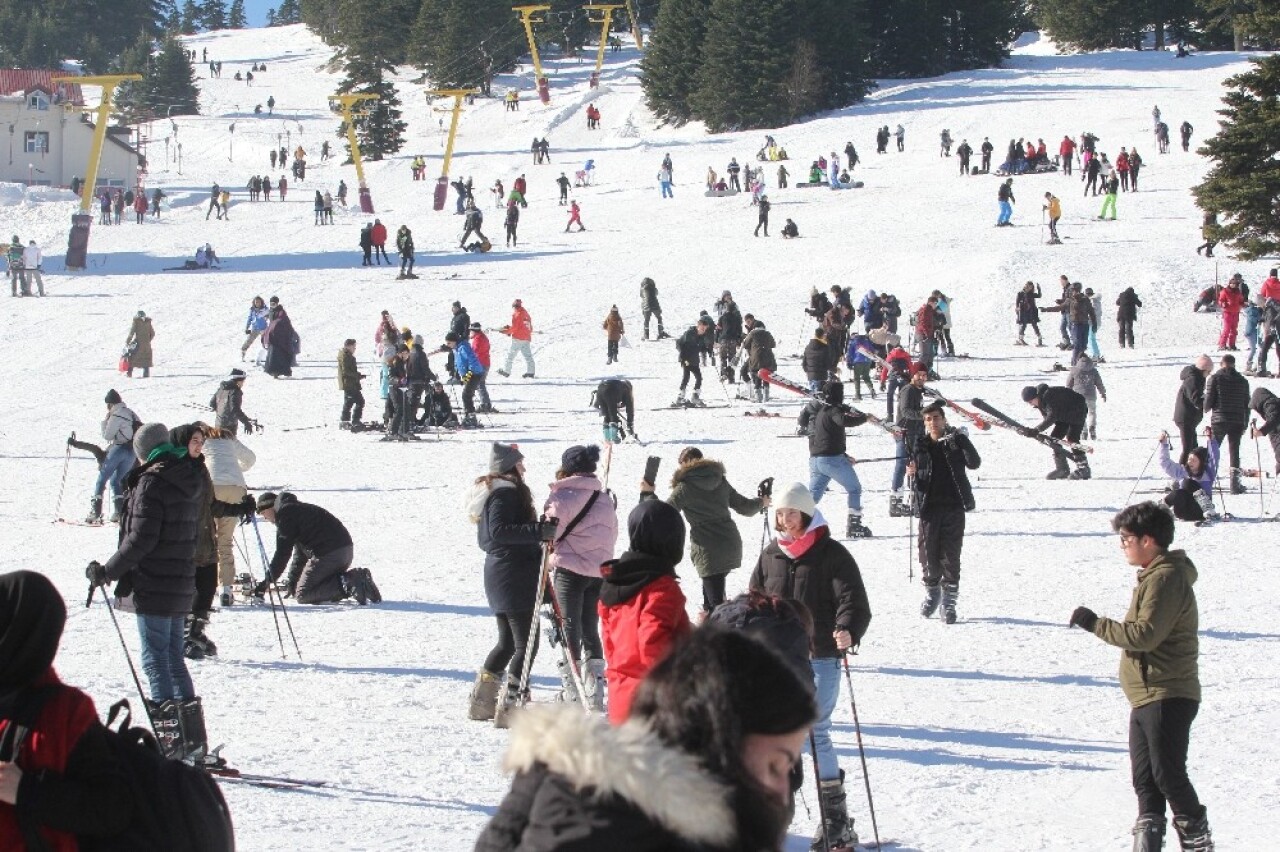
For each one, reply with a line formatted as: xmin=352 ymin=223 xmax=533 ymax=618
xmin=0 ymin=70 xmax=83 ymax=105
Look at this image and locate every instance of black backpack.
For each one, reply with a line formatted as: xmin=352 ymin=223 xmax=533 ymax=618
xmin=2 ymin=690 xmax=235 ymax=852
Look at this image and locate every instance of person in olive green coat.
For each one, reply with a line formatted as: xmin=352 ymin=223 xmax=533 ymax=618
xmin=125 ymin=310 xmax=155 ymax=378
xmin=1068 ymin=501 xmax=1211 ymax=852
xmin=640 ymin=446 xmax=768 ymax=615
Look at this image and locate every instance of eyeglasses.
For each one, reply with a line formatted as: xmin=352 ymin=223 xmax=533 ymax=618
xmin=1118 ymin=533 xmax=1138 ymax=547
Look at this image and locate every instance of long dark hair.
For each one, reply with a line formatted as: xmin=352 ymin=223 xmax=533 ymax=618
xmin=630 ymin=626 xmax=816 ymax=848
xmin=475 ymin=469 xmax=535 ymax=522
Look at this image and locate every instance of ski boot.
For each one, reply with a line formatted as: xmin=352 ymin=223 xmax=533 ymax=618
xmin=672 ymin=390 xmax=687 ymax=408
xmin=342 ymin=569 xmax=368 ymax=605
xmin=583 ymin=658 xmax=607 ymax=713
xmin=85 ymin=495 xmax=104 ymax=525
xmin=109 ymin=496 xmax=125 ymax=524
xmin=522 ymin=372 xmax=535 ymax=379
xmin=1172 ymin=812 xmax=1214 ymax=851
xmin=1088 ymin=426 xmax=1097 ymax=441
xmin=359 ymin=568 xmax=382 ymax=603
xmin=1256 ymin=369 xmax=1274 ymax=378
xmin=147 ymin=699 xmax=185 ymax=760
xmin=556 ymin=657 xmax=581 ymax=705
xmin=179 ymin=697 xmax=226 ymax=768
xmin=468 ymin=669 xmax=502 ymax=721
xmin=460 ymin=413 xmax=481 ymax=429
xmin=1230 ymin=468 xmax=1247 ymax=495
xmin=690 ymin=390 xmax=706 ymax=408
xmin=940 ymin=582 xmax=959 ymax=624
xmin=1036 ymin=336 xmax=1045 ymax=347
xmin=1132 ymin=814 xmax=1165 ymax=852
xmin=1047 ymin=451 xmax=1071 ymax=480
xmin=1068 ymin=457 xmax=1092 ymax=480
xmin=888 ymin=491 xmax=909 ymax=517
xmin=810 ymin=770 xmax=858 ymax=852
xmin=1015 ymin=335 xmax=1027 ymax=346
xmin=846 ymin=514 xmax=871 ymax=539
xmin=657 ymin=330 xmax=671 ymax=339
xmin=1192 ymin=488 xmax=1220 ymax=523
xmin=920 ymin=584 xmax=941 ymax=618
xmin=184 ymin=614 xmax=217 ymax=659
xmin=219 ymin=585 xmax=234 ymax=608
xmin=496 ymin=369 xmax=510 ymax=377
xmin=493 ymin=678 xmax=522 ymax=729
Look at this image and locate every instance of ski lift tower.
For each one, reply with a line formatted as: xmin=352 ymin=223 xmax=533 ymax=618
xmin=625 ymin=0 xmax=643 ymax=48
xmin=583 ymin=4 xmax=625 ymax=88
xmin=427 ymin=89 xmax=478 ymax=212
xmin=329 ymin=93 xmax=380 ymax=213
xmin=51 ymin=74 xmax=142 ymax=270
xmin=513 ymin=5 xmax=552 ymax=103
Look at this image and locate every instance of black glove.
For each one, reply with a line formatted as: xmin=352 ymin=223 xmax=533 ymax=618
xmin=1069 ymin=606 xmax=1098 ymax=631
xmin=1018 ymin=426 xmax=1035 ymax=438
xmin=85 ymin=561 xmax=107 ymax=587
xmin=238 ymin=494 xmax=257 ymax=519
xmin=244 ymin=420 xmax=255 ymax=435
xmin=537 ymin=516 xmax=559 ymax=542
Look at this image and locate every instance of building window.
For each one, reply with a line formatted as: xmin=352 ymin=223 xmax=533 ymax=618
xmin=24 ymin=132 xmax=49 ymax=154
xmin=27 ymin=92 xmax=48 ymax=111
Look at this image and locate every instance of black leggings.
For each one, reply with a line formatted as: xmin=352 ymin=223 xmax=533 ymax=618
xmin=1018 ymin=321 xmax=1040 ymax=339
xmin=680 ymin=362 xmax=702 ymax=391
xmin=701 ymin=574 xmax=727 ymax=613
xmin=1176 ymin=421 xmax=1199 ymax=467
xmin=1212 ymin=425 xmax=1244 ymax=471
xmin=483 ymin=611 xmax=536 ymax=681
xmin=552 ymin=570 xmax=602 ymax=660
xmin=1164 ymin=481 xmax=1207 ymax=522
xmin=194 ymin=562 xmax=217 ymax=618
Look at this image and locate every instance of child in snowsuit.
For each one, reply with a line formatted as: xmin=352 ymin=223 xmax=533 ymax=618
xmin=565 ymin=200 xmax=585 ymax=232
xmin=603 ymin=306 xmax=624 ymax=364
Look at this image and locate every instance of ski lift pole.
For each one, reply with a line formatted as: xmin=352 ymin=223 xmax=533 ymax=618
xmin=330 ymin=92 xmax=379 ymax=213
xmin=625 ymin=0 xmax=643 ymax=48
xmin=513 ymin=5 xmax=552 ymax=103
xmin=583 ymin=5 xmax=624 ymax=88
xmin=426 ymin=89 xmax=477 ymax=212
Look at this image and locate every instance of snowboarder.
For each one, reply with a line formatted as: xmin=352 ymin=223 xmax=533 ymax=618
xmin=1203 ymin=353 xmax=1251 ymax=493
xmin=798 ymin=380 xmax=872 ymax=538
xmin=1020 ymin=383 xmax=1091 ymax=479
xmin=1043 ymin=192 xmax=1062 ymax=243
xmin=675 ymin=319 xmax=709 ymax=406
xmin=1068 ymin=502 xmax=1214 ymax=852
xmin=252 ymin=492 xmax=377 ymax=605
xmin=602 ymin=306 xmax=625 ymax=365
xmin=592 ymin=378 xmax=635 ymax=440
xmin=1066 ymin=353 xmax=1107 ymax=440
xmin=338 ymin=339 xmax=365 ymax=430
xmin=908 ymin=402 xmax=980 ymax=623
xmin=497 ymin=299 xmax=535 ymax=378
xmin=640 ymin=277 xmax=668 ymax=340
xmin=996 ymin=178 xmax=1015 ymax=226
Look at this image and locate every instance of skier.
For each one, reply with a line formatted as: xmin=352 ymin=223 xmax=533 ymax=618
xmin=565 ymin=200 xmax=585 ymax=232
xmin=751 ymin=481 xmax=872 ymax=850
xmin=461 ymin=201 xmax=487 ymax=249
xmin=1179 ymin=120 xmax=1194 ymax=152
xmin=86 ymin=389 xmax=139 ymax=524
xmin=1020 ymin=383 xmax=1091 ymax=479
xmin=593 ymin=378 xmax=635 ymax=440
xmin=996 ymin=178 xmax=1015 ymax=226
xmin=1203 ymin=353 xmax=1251 ymax=493
xmin=469 ymin=323 xmax=497 ymax=413
xmin=543 ymin=445 xmax=617 ymax=710
xmin=209 ymin=368 xmax=256 ymax=437
xmin=675 ymin=319 xmax=709 ymax=407
xmin=891 ymin=367 xmax=928 ymax=515
xmin=908 ymin=402 xmax=980 ymax=623
xmin=1066 ymin=353 xmax=1107 ymax=440
xmin=1043 ymin=192 xmax=1062 ymax=244
xmin=444 ymin=332 xmax=484 ymax=428
xmin=465 ymin=444 xmax=554 ymax=726
xmin=798 ymin=380 xmax=873 ymax=538
xmin=504 ymin=201 xmax=519 ymax=247
xmin=338 ymin=339 xmax=365 ymax=431
xmin=1064 ymin=283 xmax=1097 ymax=365
xmin=556 ymin=172 xmax=570 ymax=205
xmin=754 ymin=194 xmax=770 ymax=236
xmin=602 ymin=306 xmax=625 ymax=365
xmin=956 ymin=138 xmax=972 ymax=174
xmin=1068 ymin=502 xmax=1214 ymax=852
xmin=715 ymin=291 xmax=743 ymax=383
xmin=640 ymin=277 xmax=668 ymax=340
xmin=370 ymin=219 xmax=389 ymax=265
xmin=1016 ymin=281 xmax=1043 ymax=346
xmin=1157 ymin=433 xmax=1220 ymax=523
xmin=396 ymin=225 xmax=415 ymax=279
xmin=497 ymin=299 xmax=535 ymax=378
xmin=251 ymin=492 xmax=377 ymax=605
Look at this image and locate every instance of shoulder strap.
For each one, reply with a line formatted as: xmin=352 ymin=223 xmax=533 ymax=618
xmin=556 ymin=490 xmax=602 ymax=543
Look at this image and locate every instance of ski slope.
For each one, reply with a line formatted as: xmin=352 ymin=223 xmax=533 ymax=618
xmin=1 ymin=23 xmax=1276 ymax=850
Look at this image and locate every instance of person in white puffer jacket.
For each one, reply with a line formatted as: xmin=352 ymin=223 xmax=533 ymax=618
xmin=203 ymin=429 xmax=256 ymax=605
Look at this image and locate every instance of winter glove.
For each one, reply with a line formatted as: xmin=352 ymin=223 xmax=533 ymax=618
xmin=537 ymin=516 xmax=559 ymax=543
xmin=85 ymin=561 xmax=107 ymax=587
xmin=1068 ymin=606 xmax=1098 ymax=632
xmin=238 ymin=495 xmax=257 ymax=520
xmin=243 ymin=420 xmax=255 ymax=435
xmin=1018 ymin=426 xmax=1035 ymax=438
xmin=244 ymin=327 xmax=251 ymax=335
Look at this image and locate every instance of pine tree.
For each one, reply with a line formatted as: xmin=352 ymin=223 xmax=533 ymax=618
xmin=796 ymin=0 xmax=871 ymax=110
xmin=691 ymin=0 xmax=798 ymax=132
xmin=277 ymin=0 xmax=303 ymax=24
xmin=336 ymin=53 xmax=407 ymax=160
xmin=266 ymin=8 xmax=278 ymax=25
xmin=228 ymin=0 xmax=247 ymax=27
xmin=1036 ymin=0 xmax=1198 ymax=51
xmin=149 ymin=35 xmax=201 ymax=116
xmin=1192 ymin=56 xmax=1280 ymax=260
xmin=411 ymin=0 xmax=523 ymax=94
xmin=640 ymin=0 xmax=711 ymax=125
xmin=547 ymin=0 xmax=591 ymax=56
xmin=0 ymin=0 xmax=161 ymax=71
xmin=201 ymin=0 xmax=227 ymax=30
xmin=947 ymin=0 xmax=1021 ymax=70
xmin=180 ymin=0 xmax=201 ymax=33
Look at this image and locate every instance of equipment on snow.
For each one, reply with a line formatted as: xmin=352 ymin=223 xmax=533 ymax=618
xmin=759 ymin=369 xmax=900 ymax=435
xmin=969 ymin=398 xmax=1093 ymax=454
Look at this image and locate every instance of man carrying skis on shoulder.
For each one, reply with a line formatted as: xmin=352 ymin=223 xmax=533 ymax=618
xmin=1021 ymin=383 xmax=1090 ymax=479
xmin=798 ymin=380 xmax=873 ymax=539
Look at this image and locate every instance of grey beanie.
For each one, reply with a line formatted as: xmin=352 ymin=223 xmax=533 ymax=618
xmin=133 ymin=422 xmax=170 ymax=461
xmin=489 ymin=442 xmax=524 ymax=475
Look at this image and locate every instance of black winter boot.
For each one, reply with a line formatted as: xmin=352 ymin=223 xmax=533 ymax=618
xmin=110 ymin=496 xmax=126 ymax=523
xmin=1230 ymin=468 xmax=1247 ymax=495
xmin=148 ymin=699 xmax=184 ymax=759
xmin=941 ymin=582 xmax=959 ymax=624
xmin=1047 ymin=451 xmax=1071 ymax=480
xmin=85 ymin=495 xmax=103 ymax=524
xmin=810 ymin=770 xmax=858 ymax=851
xmin=920 ymin=584 xmax=941 ymax=618
xmin=184 ymin=614 xmax=217 ymax=659
xmin=179 ymin=697 xmax=225 ymax=768
xmin=1172 ymin=813 xmax=1214 ymax=851
xmin=1132 ymin=814 xmax=1165 ymax=852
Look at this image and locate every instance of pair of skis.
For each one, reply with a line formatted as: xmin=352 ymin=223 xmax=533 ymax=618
xmin=852 ymin=345 xmax=991 ymax=432
xmin=969 ymin=398 xmax=1093 ymax=454
xmin=757 ymin=369 xmax=899 ymax=435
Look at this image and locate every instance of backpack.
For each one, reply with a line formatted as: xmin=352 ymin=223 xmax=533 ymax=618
xmin=3 ymin=690 xmax=235 ymax=852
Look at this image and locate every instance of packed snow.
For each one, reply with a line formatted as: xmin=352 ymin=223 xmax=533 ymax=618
xmin=3 ymin=22 xmax=1276 ymax=850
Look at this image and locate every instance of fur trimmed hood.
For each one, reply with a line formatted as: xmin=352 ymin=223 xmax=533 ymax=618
xmin=503 ymin=704 xmax=735 ymax=846
xmin=670 ymin=457 xmax=726 ymax=490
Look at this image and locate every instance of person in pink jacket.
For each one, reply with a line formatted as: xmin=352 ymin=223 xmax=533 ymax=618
xmin=1217 ymin=275 xmax=1245 ymax=350
xmin=543 ymin=445 xmax=618 ymax=711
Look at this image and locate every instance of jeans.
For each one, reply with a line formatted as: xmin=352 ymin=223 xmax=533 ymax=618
xmin=808 ymin=657 xmax=841 ymax=781
xmin=1071 ymin=322 xmax=1090 ymax=364
xmin=94 ymin=443 xmax=135 ymax=501
xmin=660 ymin=181 xmax=673 ymax=198
xmin=552 ymin=570 xmax=602 ymax=660
xmin=1211 ymin=424 xmax=1245 ymax=471
xmin=1130 ymin=698 xmax=1204 ymax=819
xmin=504 ymin=340 xmax=535 ymax=375
xmin=1060 ymin=311 xmax=1070 ymax=344
xmin=1088 ymin=326 xmax=1101 ymax=359
xmin=997 ymin=200 xmax=1012 ymax=224
xmin=892 ymin=434 xmax=909 ymax=492
xmin=137 ymin=613 xmax=194 ymax=701
xmin=810 ymin=454 xmax=862 ymax=512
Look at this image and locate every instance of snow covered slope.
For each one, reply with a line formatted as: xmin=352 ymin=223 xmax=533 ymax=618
xmin=1 ymin=24 xmax=1276 ymax=850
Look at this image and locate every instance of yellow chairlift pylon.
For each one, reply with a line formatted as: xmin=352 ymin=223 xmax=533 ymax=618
xmin=583 ymin=4 xmax=624 ymax=88
xmin=329 ymin=93 xmax=380 ymax=213
xmin=426 ymin=89 xmax=478 ymax=212
xmin=625 ymin=0 xmax=643 ymax=48
xmin=513 ymin=5 xmax=552 ymax=103
xmin=51 ymin=74 xmax=142 ymax=270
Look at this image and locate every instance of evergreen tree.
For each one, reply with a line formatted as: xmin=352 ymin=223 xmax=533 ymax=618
xmin=277 ymin=0 xmax=303 ymax=24
xmin=411 ymin=0 xmax=523 ymax=94
xmin=201 ymin=0 xmax=227 ymax=30
xmin=181 ymin=0 xmax=201 ymax=33
xmin=1193 ymin=56 xmax=1280 ymax=260
xmin=0 ymin=0 xmax=162 ymax=71
xmin=546 ymin=0 xmax=591 ymax=56
xmin=149 ymin=35 xmax=201 ymax=116
xmin=796 ymin=0 xmax=871 ymax=109
xmin=266 ymin=8 xmax=278 ymax=25
xmin=640 ymin=0 xmax=711 ymax=125
xmin=1036 ymin=0 xmax=1198 ymax=50
xmin=336 ymin=53 xmax=407 ymax=160
xmin=228 ymin=0 xmax=248 ymax=27
xmin=947 ymin=0 xmax=1021 ymax=70
xmin=334 ymin=0 xmax=418 ymax=65
xmin=691 ymin=0 xmax=798 ymax=132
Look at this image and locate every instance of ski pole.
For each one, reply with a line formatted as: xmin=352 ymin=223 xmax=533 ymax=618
xmin=1254 ymin=420 xmax=1265 ymax=517
xmin=237 ymin=525 xmax=286 ymax=659
xmin=250 ymin=515 xmax=301 ymax=659
xmin=1124 ymin=443 xmax=1159 ymax=506
xmin=906 ymin=474 xmax=915 ymax=583
xmin=54 ymin=440 xmax=71 ymax=521
xmin=543 ymin=577 xmax=593 ymax=713
xmin=809 ymin=730 xmax=831 ymax=852
xmin=513 ymin=542 xmax=554 ymax=704
xmin=88 ymin=577 xmax=158 ymax=732
xmin=841 ymin=653 xmax=882 ymax=852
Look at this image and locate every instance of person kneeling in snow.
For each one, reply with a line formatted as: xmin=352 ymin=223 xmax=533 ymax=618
xmin=1157 ymin=430 xmax=1220 ymax=523
xmin=252 ymin=492 xmax=380 ymax=604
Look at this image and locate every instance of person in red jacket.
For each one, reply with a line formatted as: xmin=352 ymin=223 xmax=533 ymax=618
xmin=1115 ymin=149 xmax=1131 ymax=191
xmin=1059 ymin=134 xmax=1076 ymax=176
xmin=370 ymin=219 xmax=389 ymax=265
xmin=497 ymin=299 xmax=535 ymax=378
xmin=1260 ymin=268 xmax=1280 ymax=303
xmin=469 ymin=323 xmax=496 ymax=413
xmin=0 ymin=570 xmax=131 ymax=850
xmin=915 ymin=295 xmax=940 ymax=377
xmin=1217 ymin=275 xmax=1246 ymax=350
xmin=598 ymin=498 xmax=692 ymax=725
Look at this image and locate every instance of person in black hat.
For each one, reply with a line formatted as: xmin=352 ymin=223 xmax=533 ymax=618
xmin=210 ymin=369 xmax=255 ymax=437
xmin=1021 ymin=383 xmax=1090 ymax=479
xmin=592 ymin=378 xmax=635 ymax=441
xmin=252 ymin=492 xmax=378 ymax=605
xmin=83 ymin=389 xmax=140 ymax=524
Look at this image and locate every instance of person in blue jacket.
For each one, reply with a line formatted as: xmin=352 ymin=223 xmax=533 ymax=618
xmin=845 ymin=331 xmax=877 ymax=401
xmin=858 ymin=289 xmax=883 ymax=333
xmin=445 ymin=331 xmax=485 ymax=428
xmin=241 ymin=296 xmax=269 ymax=360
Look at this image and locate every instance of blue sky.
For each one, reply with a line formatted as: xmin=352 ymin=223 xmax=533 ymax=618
xmin=243 ymin=0 xmax=274 ymax=27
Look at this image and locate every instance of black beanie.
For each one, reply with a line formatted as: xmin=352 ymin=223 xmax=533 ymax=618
xmin=0 ymin=571 xmax=66 ymax=709
xmin=823 ymin=380 xmax=844 ymax=404
xmin=560 ymin=444 xmax=601 ymax=475
xmin=1021 ymin=385 xmax=1039 ymax=403
xmin=105 ymin=389 xmax=122 ymax=405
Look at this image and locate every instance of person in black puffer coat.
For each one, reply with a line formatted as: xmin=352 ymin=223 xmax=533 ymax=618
xmin=741 ymin=316 xmax=777 ymax=403
xmin=1115 ymin=287 xmax=1142 ymax=348
xmin=1203 ymin=353 xmax=1251 ymax=492
xmin=466 ymin=443 xmax=554 ymax=727
xmin=802 ymin=327 xmax=833 ymax=391
xmin=474 ymin=627 xmax=816 ymax=852
xmin=1250 ymin=387 xmax=1280 ymax=476
xmin=253 ymin=490 xmax=373 ymax=606
xmin=1021 ymin=383 xmax=1090 ymax=480
xmin=1173 ymin=356 xmax=1211 ymax=465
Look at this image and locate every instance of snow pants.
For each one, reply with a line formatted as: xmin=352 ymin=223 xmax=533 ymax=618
xmin=1164 ymin=481 xmax=1208 ymax=522
xmin=918 ymin=506 xmax=965 ymax=586
xmin=295 ymin=545 xmax=354 ymax=605
xmin=1130 ymin=698 xmax=1205 ymax=820
xmin=997 ymin=200 xmax=1012 ymax=225
xmin=342 ymin=389 xmax=365 ymax=424
xmin=1119 ymin=319 xmax=1135 ymax=347
xmin=1218 ymin=311 xmax=1239 ymax=350
xmin=503 ymin=340 xmax=535 ymax=375
xmin=701 ymin=574 xmax=727 ymax=614
xmin=642 ymin=308 xmax=664 ymax=338
xmin=1099 ymin=193 xmax=1117 ymax=219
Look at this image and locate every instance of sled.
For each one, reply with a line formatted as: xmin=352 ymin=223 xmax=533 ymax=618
xmin=994 ymin=159 xmax=1060 ymax=177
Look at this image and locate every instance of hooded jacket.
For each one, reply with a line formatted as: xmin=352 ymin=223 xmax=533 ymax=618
xmin=101 ymin=402 xmax=138 ymax=447
xmin=1066 ymin=355 xmax=1107 ymax=401
xmin=474 ymin=480 xmax=543 ymax=614
xmin=1015 ymin=285 xmax=1041 ymax=324
xmin=1115 ymin=288 xmax=1142 ymax=321
xmin=1173 ymin=365 xmax=1206 ymax=426
xmin=667 ymin=459 xmax=762 ymax=578
xmin=210 ymin=381 xmax=251 ymax=434
xmin=1203 ymin=365 xmax=1250 ymax=430
xmin=603 ymin=311 xmax=625 ymax=342
xmin=544 ymin=474 xmax=617 ymax=578
xmin=103 ymin=451 xmax=202 ymax=616
xmin=1030 ymin=384 xmax=1088 ymax=429
xmin=598 ymin=499 xmax=692 ymax=723
xmin=802 ymin=337 xmax=833 ymax=380
xmin=1251 ymin=387 xmax=1280 ymax=437
xmin=474 ymin=705 xmax=736 ymax=851
xmin=1090 ymin=550 xmax=1201 ymax=708
xmin=640 ymin=278 xmax=661 ymax=313
xmin=339 ymin=348 xmax=362 ymax=392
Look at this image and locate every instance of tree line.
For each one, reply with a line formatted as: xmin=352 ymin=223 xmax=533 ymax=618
xmin=1034 ymin=0 xmax=1280 ymax=51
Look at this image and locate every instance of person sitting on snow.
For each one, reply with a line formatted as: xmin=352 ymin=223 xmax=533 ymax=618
xmin=1157 ymin=430 xmax=1220 ymax=523
xmin=781 ymin=219 xmax=799 ymax=239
